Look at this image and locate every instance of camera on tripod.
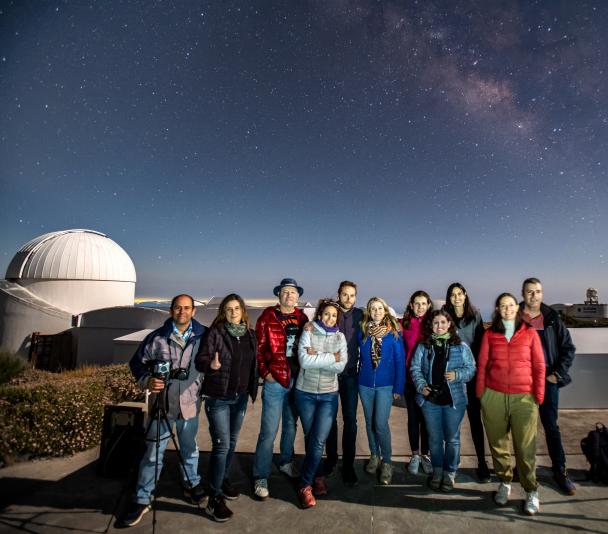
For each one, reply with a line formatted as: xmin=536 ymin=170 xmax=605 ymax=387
xmin=147 ymin=359 xmax=190 ymax=381
xmin=148 ymin=360 xmax=170 ymax=380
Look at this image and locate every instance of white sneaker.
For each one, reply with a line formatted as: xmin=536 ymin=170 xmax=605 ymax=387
xmin=407 ymin=454 xmax=421 ymax=475
xmin=254 ymin=479 xmax=269 ymax=500
xmin=420 ymin=454 xmax=433 ymax=475
xmin=494 ymin=482 xmax=511 ymax=506
xmin=279 ymin=461 xmax=300 ymax=478
xmin=524 ymin=490 xmax=540 ymax=516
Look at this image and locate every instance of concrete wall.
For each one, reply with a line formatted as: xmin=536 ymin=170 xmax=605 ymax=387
xmin=113 ymin=329 xmax=154 ymax=364
xmin=560 ymin=328 xmax=608 ymax=408
xmin=75 ymin=307 xmax=169 ymax=365
xmin=0 ymin=288 xmax=71 ymax=357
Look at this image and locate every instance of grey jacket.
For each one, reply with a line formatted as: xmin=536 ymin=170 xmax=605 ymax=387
xmin=296 ymin=321 xmax=347 ymax=394
xmin=130 ymin=318 xmax=206 ymax=420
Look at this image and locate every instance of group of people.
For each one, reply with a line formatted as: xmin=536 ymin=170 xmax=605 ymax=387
xmin=119 ymin=276 xmax=576 ymax=526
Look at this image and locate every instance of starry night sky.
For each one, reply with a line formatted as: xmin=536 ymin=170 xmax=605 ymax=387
xmin=1 ymin=1 xmax=607 ymax=316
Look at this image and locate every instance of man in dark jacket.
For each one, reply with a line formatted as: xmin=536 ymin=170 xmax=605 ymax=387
xmin=522 ymin=278 xmax=576 ymax=495
xmin=119 ymin=294 xmax=207 ymax=527
xmin=252 ymin=278 xmax=308 ymax=500
xmin=324 ymin=280 xmax=363 ymax=486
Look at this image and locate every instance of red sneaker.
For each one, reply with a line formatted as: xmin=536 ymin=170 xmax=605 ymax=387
xmin=298 ymin=486 xmax=316 ymax=509
xmin=313 ymin=476 xmax=328 ymax=496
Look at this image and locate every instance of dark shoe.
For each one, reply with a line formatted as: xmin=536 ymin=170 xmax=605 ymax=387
xmin=120 ymin=502 xmax=151 ymax=527
xmin=313 ymin=476 xmax=328 ymax=496
xmin=429 ymin=468 xmax=442 ymax=491
xmin=342 ymin=465 xmax=359 ymax=487
xmin=379 ymin=462 xmax=393 ymax=485
xmin=205 ymin=495 xmax=233 ymax=522
xmin=365 ymin=455 xmax=380 ymax=474
xmin=554 ymin=469 xmax=576 ymax=496
xmin=323 ymin=457 xmax=337 ymax=477
xmin=221 ymin=479 xmax=240 ymax=500
xmin=476 ymin=462 xmax=491 ymax=483
xmin=184 ymin=482 xmax=208 ymax=505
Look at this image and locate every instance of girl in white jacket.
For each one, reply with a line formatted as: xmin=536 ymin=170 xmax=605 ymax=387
xmin=295 ymin=299 xmax=347 ymax=508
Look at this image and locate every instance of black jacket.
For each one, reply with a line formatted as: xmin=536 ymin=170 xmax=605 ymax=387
xmin=521 ymin=302 xmax=576 ymax=387
xmin=195 ymin=324 xmax=258 ymax=401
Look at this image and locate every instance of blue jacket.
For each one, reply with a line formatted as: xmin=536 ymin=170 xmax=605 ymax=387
xmin=410 ymin=342 xmax=475 ymax=409
xmin=357 ymin=330 xmax=406 ymax=395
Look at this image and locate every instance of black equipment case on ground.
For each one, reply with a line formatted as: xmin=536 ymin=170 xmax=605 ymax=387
xmin=98 ymin=402 xmax=145 ymax=478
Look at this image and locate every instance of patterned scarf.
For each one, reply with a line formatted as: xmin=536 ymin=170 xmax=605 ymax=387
xmin=431 ymin=332 xmax=451 ymax=347
xmin=225 ymin=321 xmax=247 ymax=338
xmin=368 ymin=323 xmax=389 ymax=369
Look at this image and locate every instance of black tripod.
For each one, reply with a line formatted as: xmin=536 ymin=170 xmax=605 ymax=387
xmin=145 ymin=381 xmax=199 ymax=532
xmin=107 ymin=380 xmax=201 ymax=532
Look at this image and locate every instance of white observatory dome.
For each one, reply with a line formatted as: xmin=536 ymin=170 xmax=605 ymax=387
xmin=6 ymin=229 xmax=136 ymax=282
xmin=5 ymin=229 xmax=136 ymax=314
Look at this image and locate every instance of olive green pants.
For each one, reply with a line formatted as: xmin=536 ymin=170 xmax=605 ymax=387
xmin=480 ymin=388 xmax=539 ymax=492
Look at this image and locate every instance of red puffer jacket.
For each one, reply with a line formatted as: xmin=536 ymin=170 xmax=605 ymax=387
xmin=256 ymin=306 xmax=308 ymax=388
xmin=476 ymin=324 xmax=546 ymax=404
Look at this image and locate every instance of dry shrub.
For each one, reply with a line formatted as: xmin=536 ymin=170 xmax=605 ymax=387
xmin=0 ymin=364 xmax=143 ymax=466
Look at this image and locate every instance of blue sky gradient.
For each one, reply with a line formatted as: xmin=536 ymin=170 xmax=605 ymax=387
xmin=1 ymin=1 xmax=607 ymax=316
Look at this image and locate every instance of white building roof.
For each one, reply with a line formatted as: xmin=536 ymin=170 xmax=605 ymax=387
xmin=5 ymin=229 xmax=136 ymax=282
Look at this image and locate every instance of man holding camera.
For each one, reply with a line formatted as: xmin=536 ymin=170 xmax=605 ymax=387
xmin=120 ymin=294 xmax=207 ymax=527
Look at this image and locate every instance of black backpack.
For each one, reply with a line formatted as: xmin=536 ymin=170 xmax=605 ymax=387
xmin=580 ymin=423 xmax=608 ymax=484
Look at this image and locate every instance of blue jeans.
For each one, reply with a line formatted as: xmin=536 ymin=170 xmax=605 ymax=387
xmin=325 ymin=374 xmax=359 ymax=469
xmin=358 ymin=385 xmax=393 ymax=463
xmin=204 ymin=392 xmax=248 ymax=497
xmin=421 ymin=401 xmax=466 ymax=474
xmin=295 ymin=389 xmax=339 ymax=487
xmin=405 ymin=387 xmax=429 ymax=455
xmin=252 ymin=378 xmax=298 ymax=480
xmin=539 ymin=381 xmax=566 ymax=472
xmin=135 ymin=406 xmax=201 ymax=505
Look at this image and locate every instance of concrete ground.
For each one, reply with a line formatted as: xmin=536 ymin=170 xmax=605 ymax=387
xmin=1 ymin=403 xmax=607 ymax=534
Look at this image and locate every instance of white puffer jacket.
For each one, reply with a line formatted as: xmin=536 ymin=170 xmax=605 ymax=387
xmin=296 ymin=321 xmax=348 ymax=394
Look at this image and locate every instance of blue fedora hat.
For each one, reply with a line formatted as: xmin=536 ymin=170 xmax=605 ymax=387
xmin=273 ymin=277 xmax=304 ymax=297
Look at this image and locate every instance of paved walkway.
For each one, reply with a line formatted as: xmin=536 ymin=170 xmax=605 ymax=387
xmin=1 ymin=406 xmax=607 ymax=533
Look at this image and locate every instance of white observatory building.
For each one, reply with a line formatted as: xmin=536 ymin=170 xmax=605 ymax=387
xmin=0 ymin=229 xmax=144 ymax=358
xmin=5 ymin=229 xmax=136 ymax=314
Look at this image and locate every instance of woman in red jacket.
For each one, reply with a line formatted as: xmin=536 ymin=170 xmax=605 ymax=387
xmin=476 ymin=292 xmax=545 ymax=517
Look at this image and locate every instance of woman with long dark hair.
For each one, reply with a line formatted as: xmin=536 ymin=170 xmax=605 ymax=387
xmin=442 ymin=282 xmax=490 ymax=482
xmin=410 ymin=310 xmax=475 ymax=492
xmin=195 ymin=294 xmax=258 ymax=522
xmin=294 ymin=299 xmax=347 ymax=508
xmin=477 ymin=293 xmax=545 ymax=516
xmin=358 ymin=297 xmax=405 ymax=486
xmin=401 ymin=290 xmax=433 ymax=476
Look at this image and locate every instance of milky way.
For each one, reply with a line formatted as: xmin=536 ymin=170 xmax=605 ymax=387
xmin=1 ymin=1 xmax=606 ymax=315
